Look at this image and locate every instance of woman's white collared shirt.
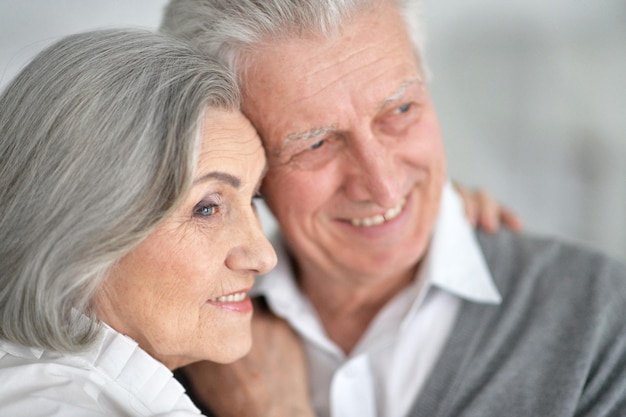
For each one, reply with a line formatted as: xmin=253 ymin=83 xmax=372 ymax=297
xmin=0 ymin=325 xmax=200 ymax=416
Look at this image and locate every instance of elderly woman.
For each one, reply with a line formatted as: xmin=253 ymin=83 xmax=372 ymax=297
xmin=0 ymin=29 xmax=277 ymax=415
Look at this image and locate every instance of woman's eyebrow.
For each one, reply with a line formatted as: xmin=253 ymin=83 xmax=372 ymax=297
xmin=193 ymin=171 xmax=241 ymax=188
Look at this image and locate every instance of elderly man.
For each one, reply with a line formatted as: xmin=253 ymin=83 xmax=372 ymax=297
xmin=161 ymin=1 xmax=626 ymax=416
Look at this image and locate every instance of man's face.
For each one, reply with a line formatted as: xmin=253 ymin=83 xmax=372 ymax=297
xmin=242 ymin=2 xmax=446 ymax=282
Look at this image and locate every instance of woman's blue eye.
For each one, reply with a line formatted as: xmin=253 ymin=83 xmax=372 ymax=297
xmin=194 ymin=203 xmax=217 ymax=217
xmin=310 ymin=139 xmax=325 ymax=150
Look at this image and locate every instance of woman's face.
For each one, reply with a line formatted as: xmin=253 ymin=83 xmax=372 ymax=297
xmin=95 ymin=110 xmax=277 ymax=370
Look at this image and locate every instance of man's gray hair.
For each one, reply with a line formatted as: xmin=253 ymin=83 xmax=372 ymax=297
xmin=0 ymin=29 xmax=240 ymax=352
xmin=160 ymin=0 xmax=424 ymax=81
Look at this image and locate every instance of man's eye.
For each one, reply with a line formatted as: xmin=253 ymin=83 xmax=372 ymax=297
xmin=193 ymin=203 xmax=218 ymax=217
xmin=285 ymin=135 xmax=341 ymax=170
xmin=310 ymin=139 xmax=325 ymax=150
xmin=394 ymin=103 xmax=411 ymax=114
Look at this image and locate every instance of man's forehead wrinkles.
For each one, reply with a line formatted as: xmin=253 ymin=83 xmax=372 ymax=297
xmin=289 ymin=42 xmax=397 ymax=106
xmin=294 ymin=41 xmax=378 ymax=84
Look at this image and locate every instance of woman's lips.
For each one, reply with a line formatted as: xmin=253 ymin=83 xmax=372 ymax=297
xmin=207 ymin=290 xmax=253 ymax=313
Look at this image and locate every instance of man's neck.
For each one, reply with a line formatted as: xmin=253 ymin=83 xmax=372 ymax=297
xmin=296 ymin=258 xmax=419 ymax=354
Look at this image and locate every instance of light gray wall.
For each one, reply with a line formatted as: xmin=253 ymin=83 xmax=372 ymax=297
xmin=423 ymin=0 xmax=626 ymax=261
xmin=1 ymin=0 xmax=624 ymax=261
xmin=0 ymin=1 xmax=169 ymax=86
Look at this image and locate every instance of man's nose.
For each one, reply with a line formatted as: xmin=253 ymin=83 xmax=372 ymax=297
xmin=342 ymin=134 xmax=403 ymax=208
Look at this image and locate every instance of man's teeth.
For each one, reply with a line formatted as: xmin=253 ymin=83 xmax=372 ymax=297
xmin=210 ymin=292 xmax=247 ymax=303
xmin=350 ymin=198 xmax=406 ymax=227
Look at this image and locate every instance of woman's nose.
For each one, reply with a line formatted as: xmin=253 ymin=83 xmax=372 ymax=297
xmin=225 ymin=208 xmax=277 ymax=275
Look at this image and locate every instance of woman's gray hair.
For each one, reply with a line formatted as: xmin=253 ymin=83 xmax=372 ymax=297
xmin=160 ymin=0 xmax=425 ymax=83
xmin=0 ymin=29 xmax=240 ymax=352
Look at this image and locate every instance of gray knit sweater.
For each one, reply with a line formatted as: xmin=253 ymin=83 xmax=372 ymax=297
xmin=410 ymin=229 xmax=626 ymax=417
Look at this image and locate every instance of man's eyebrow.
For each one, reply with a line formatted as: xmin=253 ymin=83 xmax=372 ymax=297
xmin=274 ymin=125 xmax=337 ymax=157
xmin=284 ymin=125 xmax=336 ymax=144
xmin=380 ymin=77 xmax=422 ymax=109
xmin=193 ymin=171 xmax=241 ymax=188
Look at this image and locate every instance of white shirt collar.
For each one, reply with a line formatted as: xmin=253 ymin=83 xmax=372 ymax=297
xmin=423 ymin=181 xmax=502 ymax=304
xmin=0 ymin=324 xmax=200 ymax=414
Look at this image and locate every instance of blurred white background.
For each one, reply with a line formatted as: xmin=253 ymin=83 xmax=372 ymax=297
xmin=1 ymin=0 xmax=624 ymax=261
